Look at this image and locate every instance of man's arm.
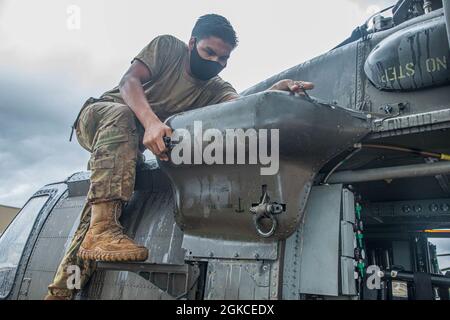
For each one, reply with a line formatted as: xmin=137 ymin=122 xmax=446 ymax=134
xmin=268 ymin=79 xmax=314 ymax=93
xmin=119 ymin=60 xmax=172 ymax=161
xmin=222 ymin=79 xmax=315 ymax=102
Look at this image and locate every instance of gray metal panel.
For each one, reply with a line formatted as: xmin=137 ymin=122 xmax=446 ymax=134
xmin=329 ymin=162 xmax=450 ymax=185
xmin=182 ymin=235 xmax=278 ymax=260
xmin=84 ymin=270 xmax=175 ymax=300
xmin=342 ymin=188 xmax=356 ymax=224
xmin=21 ymin=195 xmax=85 ymax=300
xmin=283 ymin=184 xmax=345 ymax=298
xmin=297 ymin=184 xmax=343 ymax=296
xmin=39 ymin=197 xmax=85 ymax=238
xmin=4 ymin=184 xmax=67 ymax=300
xmin=19 ymin=272 xmax=54 ymax=300
xmin=126 ymin=190 xmax=185 ymax=265
xmin=94 ymin=262 xmax=200 ymax=299
xmin=240 ymin=42 xmax=358 ymax=109
xmin=204 ymin=260 xmax=273 ymax=300
xmin=26 ymin=237 xmax=70 ymax=272
xmin=282 ymin=226 xmax=303 ymax=300
xmin=371 ymin=108 xmax=450 ymax=136
xmin=366 ymin=198 xmax=450 ymax=218
xmin=160 ymin=91 xmax=370 ymax=242
xmin=341 ymin=221 xmax=356 ymax=258
xmin=340 ymin=257 xmax=357 ymax=296
xmin=392 ymin=241 xmax=413 ymax=272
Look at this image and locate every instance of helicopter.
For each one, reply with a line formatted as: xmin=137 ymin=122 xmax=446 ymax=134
xmin=0 ymin=0 xmax=449 ymax=300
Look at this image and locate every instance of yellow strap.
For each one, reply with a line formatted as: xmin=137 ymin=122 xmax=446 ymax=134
xmin=441 ymin=154 xmax=450 ymax=161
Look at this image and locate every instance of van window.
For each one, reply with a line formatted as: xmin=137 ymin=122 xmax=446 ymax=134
xmin=0 ymin=196 xmax=49 ymax=298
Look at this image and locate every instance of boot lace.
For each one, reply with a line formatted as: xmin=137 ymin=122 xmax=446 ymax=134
xmin=110 ymin=202 xmax=134 ymax=243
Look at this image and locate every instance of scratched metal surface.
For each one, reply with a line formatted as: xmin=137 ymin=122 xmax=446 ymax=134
xmin=160 ymin=91 xmax=370 ymax=241
xmin=18 ymin=195 xmax=86 ymax=300
xmin=204 ymin=260 xmax=278 ymax=300
xmin=363 ymin=11 xmax=450 ymax=115
xmin=84 ymin=270 xmax=175 ymax=300
xmin=123 ymin=190 xmax=185 ymax=265
xmin=182 ymin=234 xmax=278 ymax=260
xmin=364 ymin=17 xmax=450 ymax=91
xmin=282 ymin=185 xmax=343 ymax=298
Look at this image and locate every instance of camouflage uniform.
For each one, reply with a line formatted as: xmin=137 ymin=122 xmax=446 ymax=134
xmin=47 ymin=99 xmax=144 ymax=298
xmin=46 ymin=34 xmax=238 ymax=299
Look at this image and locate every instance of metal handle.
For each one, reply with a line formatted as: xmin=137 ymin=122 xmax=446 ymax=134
xmin=253 ymin=213 xmax=278 ymax=238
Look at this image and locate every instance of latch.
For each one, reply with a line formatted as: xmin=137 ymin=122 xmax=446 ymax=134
xmin=250 ymin=185 xmax=286 ymax=238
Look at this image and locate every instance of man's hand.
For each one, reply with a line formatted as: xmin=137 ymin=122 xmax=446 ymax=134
xmin=142 ymin=120 xmax=173 ymax=161
xmin=268 ymin=79 xmax=314 ymax=95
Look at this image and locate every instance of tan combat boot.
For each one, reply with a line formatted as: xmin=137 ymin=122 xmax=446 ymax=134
xmin=77 ymin=201 xmax=148 ymax=262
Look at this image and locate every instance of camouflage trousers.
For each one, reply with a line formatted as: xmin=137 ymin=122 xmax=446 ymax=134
xmin=47 ymin=101 xmax=145 ymax=298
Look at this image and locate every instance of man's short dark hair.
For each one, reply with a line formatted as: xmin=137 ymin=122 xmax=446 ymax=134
xmin=191 ymin=14 xmax=238 ymax=48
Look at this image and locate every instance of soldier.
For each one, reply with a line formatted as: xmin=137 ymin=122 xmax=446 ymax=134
xmin=45 ymin=13 xmax=313 ymax=300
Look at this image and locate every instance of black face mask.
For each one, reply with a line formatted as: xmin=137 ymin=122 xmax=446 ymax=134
xmin=190 ymin=38 xmax=225 ymax=81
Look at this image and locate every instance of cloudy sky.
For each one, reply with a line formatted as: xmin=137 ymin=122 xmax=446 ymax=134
xmin=0 ymin=0 xmax=394 ymax=208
